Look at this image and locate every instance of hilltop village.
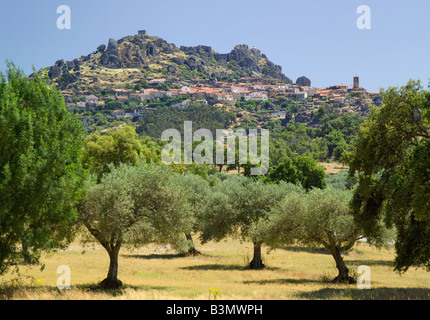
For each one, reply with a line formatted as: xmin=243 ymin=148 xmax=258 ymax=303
xmin=66 ymin=75 xmax=382 ymax=126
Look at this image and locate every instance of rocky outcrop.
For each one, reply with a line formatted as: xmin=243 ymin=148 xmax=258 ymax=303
xmin=97 ymin=44 xmax=106 ymax=52
xmin=180 ymin=45 xmax=214 ymax=58
xmin=296 ymin=76 xmax=311 ymax=87
xmin=98 ymin=35 xmax=179 ymax=69
xmin=99 ymin=38 xmax=122 ymax=68
xmin=48 ymin=59 xmax=80 ymax=80
xmin=214 ymin=44 xmax=292 ymax=83
xmin=42 ymin=32 xmax=294 ymax=89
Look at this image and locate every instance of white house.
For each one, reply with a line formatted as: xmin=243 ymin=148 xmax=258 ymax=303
xmin=231 ymin=86 xmax=248 ymax=93
xmin=253 ymin=84 xmax=274 ymax=91
xmin=112 ymin=110 xmax=125 ymax=119
xmin=149 ymin=78 xmax=167 ymax=85
xmin=295 ymin=92 xmax=308 ymax=100
xmin=85 ymin=95 xmax=98 ymax=104
xmin=245 ymin=92 xmax=268 ymax=101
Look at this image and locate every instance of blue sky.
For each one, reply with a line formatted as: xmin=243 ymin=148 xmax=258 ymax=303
xmin=0 ymin=0 xmax=429 ymax=92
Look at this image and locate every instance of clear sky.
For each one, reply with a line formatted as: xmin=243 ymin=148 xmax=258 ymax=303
xmin=0 ymin=0 xmax=429 ymax=92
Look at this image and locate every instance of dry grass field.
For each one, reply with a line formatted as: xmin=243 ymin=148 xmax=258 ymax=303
xmin=2 ymin=236 xmax=430 ymax=300
xmin=318 ymin=162 xmax=349 ymax=175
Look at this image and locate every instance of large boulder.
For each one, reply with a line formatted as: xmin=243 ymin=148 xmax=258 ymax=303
xmin=48 ymin=59 xmax=70 ymax=79
xmin=167 ymin=65 xmax=176 ymax=73
xmin=186 ymin=55 xmax=199 ymax=70
xmin=171 ymin=56 xmax=184 ymax=65
xmin=97 ymin=44 xmax=106 ymax=52
xmin=228 ymin=44 xmax=252 ymax=62
xmin=100 ymin=38 xmax=122 ymax=68
xmin=296 ymin=76 xmax=311 ymax=87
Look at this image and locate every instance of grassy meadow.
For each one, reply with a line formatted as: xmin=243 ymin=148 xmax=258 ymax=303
xmin=2 ymin=236 xmax=430 ymax=300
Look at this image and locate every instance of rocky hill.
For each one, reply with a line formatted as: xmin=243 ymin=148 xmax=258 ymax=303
xmin=41 ymin=31 xmax=294 ymax=95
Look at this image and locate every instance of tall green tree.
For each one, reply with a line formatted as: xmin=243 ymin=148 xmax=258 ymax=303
xmin=82 ymin=126 xmax=143 ymax=182
xmin=346 ymin=80 xmax=430 ymax=273
xmin=0 ymin=63 xmax=86 ymax=274
xmin=265 ymin=155 xmax=326 ymax=191
xmin=78 ymin=163 xmax=191 ymax=289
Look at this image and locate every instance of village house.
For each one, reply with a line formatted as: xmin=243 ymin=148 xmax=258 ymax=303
xmin=306 ymin=88 xmax=319 ymax=97
xmin=165 ymin=89 xmax=180 ymax=97
xmin=232 ymin=90 xmax=251 ymax=100
xmin=295 ymin=91 xmax=308 ymax=100
xmin=332 ymin=96 xmax=345 ymax=103
xmin=125 ymin=109 xmax=144 ymax=118
xmin=112 ymin=89 xmax=132 ymax=97
xmin=116 ymin=95 xmax=128 ymax=102
xmin=149 ymin=78 xmax=167 ymax=85
xmin=138 ymin=93 xmax=151 ymax=100
xmin=85 ymin=95 xmax=99 ymax=104
xmin=146 ymin=89 xmax=166 ymax=98
xmin=214 ymin=93 xmax=234 ymax=101
xmin=277 ymin=83 xmax=289 ymax=90
xmin=253 ymin=84 xmax=275 ymax=91
xmin=231 ymin=86 xmax=248 ymax=93
xmin=245 ymin=92 xmax=268 ymax=101
xmin=112 ymin=110 xmax=125 ymax=119
xmin=129 ymin=93 xmax=141 ymax=100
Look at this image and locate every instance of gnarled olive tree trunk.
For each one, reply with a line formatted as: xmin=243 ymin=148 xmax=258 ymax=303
xmin=249 ymin=242 xmax=265 ymax=269
xmin=100 ymin=244 xmax=123 ymax=289
xmin=84 ymin=221 xmax=123 ymax=290
xmin=185 ymin=233 xmax=202 ymax=256
xmin=330 ymin=247 xmax=354 ymax=284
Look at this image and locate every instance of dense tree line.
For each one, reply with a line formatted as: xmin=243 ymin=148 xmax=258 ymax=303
xmin=136 ymin=104 xmax=236 ymax=138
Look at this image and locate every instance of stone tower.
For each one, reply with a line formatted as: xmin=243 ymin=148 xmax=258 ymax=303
xmin=353 ymin=76 xmax=359 ymax=89
xmin=138 ymin=30 xmax=147 ymax=37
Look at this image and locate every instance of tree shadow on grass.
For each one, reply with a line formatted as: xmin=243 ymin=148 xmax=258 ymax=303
xmin=75 ymin=283 xmax=170 ymax=297
xmin=180 ymin=264 xmax=280 ymax=271
xmin=123 ymin=253 xmax=188 ymax=260
xmin=0 ymin=283 xmax=170 ymax=299
xmin=346 ymin=259 xmax=394 ymax=268
xmin=243 ymin=278 xmax=321 ymax=285
xmin=297 ymin=287 xmax=430 ymax=300
xmin=282 ymin=246 xmax=331 ymax=255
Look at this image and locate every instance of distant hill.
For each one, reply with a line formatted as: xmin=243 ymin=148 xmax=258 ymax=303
xmin=39 ymin=30 xmax=293 ymax=96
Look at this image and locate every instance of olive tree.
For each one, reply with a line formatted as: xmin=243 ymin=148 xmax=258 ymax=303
xmin=171 ymin=173 xmax=210 ymax=256
xmin=78 ymin=162 xmax=192 ymax=289
xmin=299 ymin=188 xmax=363 ymax=283
xmin=200 ymin=176 xmax=289 ymax=269
xmin=260 ymin=184 xmax=307 ymax=250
